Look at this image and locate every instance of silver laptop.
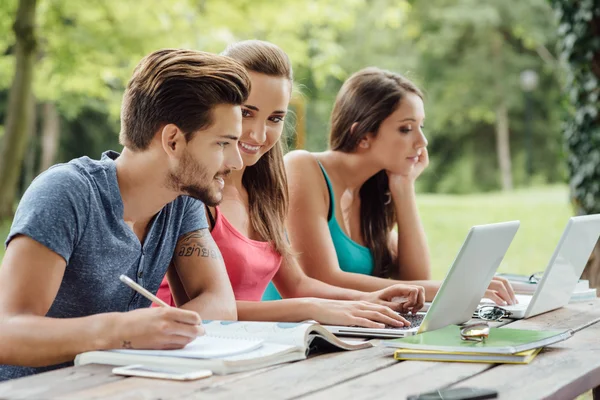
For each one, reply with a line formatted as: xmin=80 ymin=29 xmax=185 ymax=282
xmin=325 ymin=220 xmax=521 ymax=338
xmin=488 ymin=214 xmax=600 ymax=319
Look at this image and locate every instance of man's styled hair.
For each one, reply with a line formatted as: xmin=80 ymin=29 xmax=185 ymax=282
xmin=119 ymin=49 xmax=251 ymax=150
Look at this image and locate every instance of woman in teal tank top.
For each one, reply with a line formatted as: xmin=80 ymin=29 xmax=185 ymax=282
xmin=268 ymin=67 xmax=517 ymax=306
xmin=262 ymin=162 xmax=373 ymax=300
xmin=318 ymin=161 xmax=375 ymax=275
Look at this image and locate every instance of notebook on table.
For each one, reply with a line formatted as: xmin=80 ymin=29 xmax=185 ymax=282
xmin=75 ymin=320 xmax=372 ymax=375
xmin=383 ymin=324 xmax=573 ymax=354
xmin=393 ymin=347 xmax=542 ymax=364
xmin=325 ymin=221 xmax=520 ymax=338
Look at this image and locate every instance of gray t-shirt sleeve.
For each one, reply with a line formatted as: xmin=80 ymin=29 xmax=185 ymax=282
xmin=5 ymin=165 xmax=90 ymax=263
xmin=179 ymin=196 xmax=209 ymax=237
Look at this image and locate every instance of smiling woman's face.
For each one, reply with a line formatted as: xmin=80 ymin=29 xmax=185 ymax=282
xmin=238 ymin=71 xmax=291 ymax=167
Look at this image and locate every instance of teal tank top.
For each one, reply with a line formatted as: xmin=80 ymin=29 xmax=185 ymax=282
xmin=262 ymin=161 xmax=374 ymax=301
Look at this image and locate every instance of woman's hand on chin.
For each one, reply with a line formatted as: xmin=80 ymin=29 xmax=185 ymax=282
xmin=386 ymin=147 xmax=429 ymax=192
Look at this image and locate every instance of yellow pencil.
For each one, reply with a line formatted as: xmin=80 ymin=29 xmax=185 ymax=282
xmin=119 ymin=274 xmax=171 ymax=308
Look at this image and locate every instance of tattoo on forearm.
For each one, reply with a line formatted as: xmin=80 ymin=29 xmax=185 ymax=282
xmin=177 ymin=229 xmax=221 ymax=259
xmin=122 ymin=340 xmax=133 ymax=349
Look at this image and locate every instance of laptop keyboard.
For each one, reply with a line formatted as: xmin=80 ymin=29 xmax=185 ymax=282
xmin=385 ymin=313 xmax=425 ymax=330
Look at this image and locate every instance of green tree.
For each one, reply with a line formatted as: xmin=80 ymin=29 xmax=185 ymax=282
xmin=0 ymin=0 xmax=191 ymax=217
xmin=552 ymin=0 xmax=600 ymax=287
xmin=295 ymin=0 xmax=564 ymax=194
xmin=0 ymin=0 xmax=372 ymax=217
xmin=0 ymin=0 xmax=37 ymax=218
xmin=409 ymin=0 xmax=561 ymax=193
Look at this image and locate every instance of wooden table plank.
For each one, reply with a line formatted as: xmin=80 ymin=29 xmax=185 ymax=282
xmin=308 ymin=358 xmax=495 ymax=400
xmin=177 ymin=346 xmax=397 ymax=400
xmin=302 ymin=301 xmax=600 ymax=400
xmin=451 ymin=302 xmax=600 ymax=400
xmin=0 ymin=364 xmax=123 ymax=400
xmin=3 ymin=302 xmax=599 ymax=400
xmin=169 ymin=320 xmax=506 ymax=400
xmin=0 ymin=320 xmax=506 ymax=400
xmin=56 ymin=366 xmax=279 ymax=400
xmin=453 ymin=342 xmax=600 ymax=400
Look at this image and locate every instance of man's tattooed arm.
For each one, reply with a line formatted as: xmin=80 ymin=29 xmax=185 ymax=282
xmin=176 ymin=229 xmax=222 ymax=260
xmin=172 ymin=228 xmax=236 ymax=319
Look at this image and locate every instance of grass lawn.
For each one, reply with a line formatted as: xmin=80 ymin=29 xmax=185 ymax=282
xmin=419 ymin=185 xmax=573 ymax=280
xmin=0 ymin=185 xmax=574 ymax=278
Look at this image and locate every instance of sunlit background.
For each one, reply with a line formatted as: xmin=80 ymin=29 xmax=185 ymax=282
xmin=0 ymin=0 xmax=596 ymax=281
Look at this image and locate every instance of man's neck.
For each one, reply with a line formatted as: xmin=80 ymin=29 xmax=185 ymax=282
xmin=114 ymin=147 xmax=178 ymax=225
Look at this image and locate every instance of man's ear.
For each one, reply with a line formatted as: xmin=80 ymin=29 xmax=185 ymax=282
xmin=160 ymin=124 xmax=186 ymax=157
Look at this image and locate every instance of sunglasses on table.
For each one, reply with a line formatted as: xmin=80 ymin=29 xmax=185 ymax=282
xmin=462 ymin=304 xmax=518 ymax=342
xmin=472 ymin=305 xmax=513 ymax=322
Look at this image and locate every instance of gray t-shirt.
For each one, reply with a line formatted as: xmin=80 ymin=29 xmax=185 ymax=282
xmin=0 ymin=151 xmax=208 ymax=381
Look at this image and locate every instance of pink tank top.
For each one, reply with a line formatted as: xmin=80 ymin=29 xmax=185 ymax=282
xmin=156 ymin=206 xmax=282 ymax=305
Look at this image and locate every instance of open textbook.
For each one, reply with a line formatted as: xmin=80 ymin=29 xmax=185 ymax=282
xmin=75 ymin=320 xmax=372 ymax=375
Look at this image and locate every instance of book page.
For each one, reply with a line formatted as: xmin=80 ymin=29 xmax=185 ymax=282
xmin=309 ymin=326 xmax=373 ymax=351
xmin=203 ymin=321 xmax=312 ymax=349
xmin=111 ymin=335 xmax=263 ymax=359
xmin=221 ymin=342 xmax=298 ymax=361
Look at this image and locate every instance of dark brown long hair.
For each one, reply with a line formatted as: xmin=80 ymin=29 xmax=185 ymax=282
xmin=329 ymin=67 xmax=423 ymax=278
xmin=222 ymin=40 xmax=294 ymax=262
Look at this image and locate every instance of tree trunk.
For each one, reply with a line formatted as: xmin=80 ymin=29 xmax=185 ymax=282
xmin=495 ymin=101 xmax=513 ymax=191
xmin=0 ymin=0 xmax=38 ymax=219
xmin=39 ymin=102 xmax=60 ymax=173
xmin=492 ymin=33 xmax=513 ymax=191
xmin=22 ymin=99 xmax=38 ymax=188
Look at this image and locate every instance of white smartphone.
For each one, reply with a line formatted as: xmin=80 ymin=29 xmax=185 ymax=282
xmin=112 ymin=364 xmax=213 ymax=381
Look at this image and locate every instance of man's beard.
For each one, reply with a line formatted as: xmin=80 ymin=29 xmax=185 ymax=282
xmin=167 ymin=152 xmax=228 ymax=206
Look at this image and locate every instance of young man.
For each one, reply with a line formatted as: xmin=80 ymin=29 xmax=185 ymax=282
xmin=0 ymin=49 xmax=251 ymax=381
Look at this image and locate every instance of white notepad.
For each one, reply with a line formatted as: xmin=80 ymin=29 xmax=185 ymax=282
xmin=76 ymin=320 xmax=372 ymax=374
xmin=112 ymin=335 xmax=264 ymax=359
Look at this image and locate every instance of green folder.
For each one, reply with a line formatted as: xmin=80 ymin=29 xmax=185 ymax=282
xmin=383 ymin=325 xmax=572 ymax=354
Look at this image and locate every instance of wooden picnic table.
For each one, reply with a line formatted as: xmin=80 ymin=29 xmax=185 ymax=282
xmin=1 ymin=299 xmax=600 ymax=400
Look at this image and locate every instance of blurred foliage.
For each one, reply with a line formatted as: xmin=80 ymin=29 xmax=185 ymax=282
xmin=0 ymin=0 xmax=570 ymax=197
xmin=300 ymin=0 xmax=566 ymax=194
xmin=552 ymin=0 xmax=600 ymax=215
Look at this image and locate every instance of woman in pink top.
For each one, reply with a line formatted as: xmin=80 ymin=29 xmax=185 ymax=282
xmin=157 ymin=40 xmax=426 ymax=328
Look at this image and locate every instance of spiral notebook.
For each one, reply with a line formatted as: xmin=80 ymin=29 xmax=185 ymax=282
xmin=75 ymin=320 xmax=372 ymax=375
